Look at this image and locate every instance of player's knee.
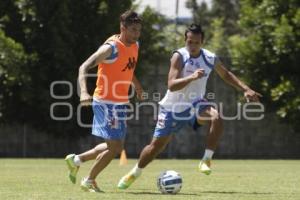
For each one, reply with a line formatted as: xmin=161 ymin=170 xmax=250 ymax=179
xmin=210 ymin=109 xmax=223 ymax=134
xmin=107 ymin=144 xmax=123 ymax=156
xmin=210 ymin=109 xmax=222 ymax=124
xmin=109 ymin=148 xmax=122 ymax=157
xmin=114 ymin=145 xmax=123 ymax=155
xmin=150 ymin=141 xmax=168 ymax=155
xmin=93 ymin=143 xmax=107 ymax=154
xmin=147 ymin=143 xmax=161 ymax=155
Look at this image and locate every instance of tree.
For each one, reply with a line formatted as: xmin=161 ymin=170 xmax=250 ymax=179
xmin=0 ymin=29 xmax=32 ymax=122
xmin=186 ymin=0 xmax=240 ymax=66
xmin=137 ymin=6 xmax=169 ymax=75
xmin=229 ymin=0 xmax=300 ymax=131
xmin=210 ymin=0 xmax=240 ymax=35
xmin=205 ymin=18 xmax=228 ymax=57
xmin=186 ymin=0 xmax=211 ymax=30
xmin=0 ymin=0 xmax=134 ymax=135
xmin=0 ymin=0 xmax=171 ymax=136
xmin=186 ymin=0 xmax=240 ymax=39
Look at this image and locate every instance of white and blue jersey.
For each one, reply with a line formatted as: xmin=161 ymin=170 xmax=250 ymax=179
xmin=154 ymin=48 xmax=217 ymax=137
xmin=159 ymin=47 xmax=216 ymax=113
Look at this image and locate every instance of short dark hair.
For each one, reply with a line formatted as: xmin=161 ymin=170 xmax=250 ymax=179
xmin=184 ymin=24 xmax=204 ymax=41
xmin=120 ymin=10 xmax=142 ymax=27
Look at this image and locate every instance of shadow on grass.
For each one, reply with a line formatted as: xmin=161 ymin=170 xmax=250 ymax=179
xmin=121 ymin=190 xmax=273 ymax=196
xmin=201 ymin=191 xmax=273 ymax=195
xmin=126 ymin=191 xmax=201 ymax=196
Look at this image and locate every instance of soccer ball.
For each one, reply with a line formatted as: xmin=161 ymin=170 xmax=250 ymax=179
xmin=157 ymin=170 xmax=182 ymax=194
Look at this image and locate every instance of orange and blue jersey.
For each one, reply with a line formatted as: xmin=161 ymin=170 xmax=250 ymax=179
xmin=93 ymin=35 xmax=139 ymax=103
xmin=92 ymin=35 xmax=139 ymax=140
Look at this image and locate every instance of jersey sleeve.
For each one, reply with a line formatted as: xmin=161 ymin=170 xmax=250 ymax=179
xmin=201 ymin=49 xmax=217 ymax=69
xmin=172 ymin=48 xmax=189 ymax=68
xmin=103 ymin=41 xmax=118 ymax=64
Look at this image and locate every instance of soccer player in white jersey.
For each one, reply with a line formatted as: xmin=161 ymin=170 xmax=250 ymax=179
xmin=118 ymin=24 xmax=262 ymax=189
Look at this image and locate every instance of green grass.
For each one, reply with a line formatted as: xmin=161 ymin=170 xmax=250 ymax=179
xmin=0 ymin=159 xmax=299 ymax=200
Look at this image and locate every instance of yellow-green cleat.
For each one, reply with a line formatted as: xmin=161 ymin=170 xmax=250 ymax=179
xmin=199 ymin=159 xmax=212 ymax=175
xmin=65 ymin=154 xmax=79 ymax=184
xmin=117 ymin=173 xmax=139 ymax=189
xmin=81 ymin=178 xmax=103 ymax=193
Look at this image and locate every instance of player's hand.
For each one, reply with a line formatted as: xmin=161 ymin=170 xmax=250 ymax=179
xmin=244 ymin=89 xmax=262 ymax=102
xmin=80 ymin=92 xmax=92 ymax=106
xmin=190 ymin=69 xmax=205 ymax=81
xmin=136 ymin=88 xmax=146 ymax=101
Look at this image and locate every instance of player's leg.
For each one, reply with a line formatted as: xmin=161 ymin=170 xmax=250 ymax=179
xmin=80 ymin=100 xmax=126 ymax=192
xmin=65 ymin=143 xmax=108 ymax=184
xmin=138 ymin=135 xmax=173 ymax=168
xmin=197 ymin=107 xmax=223 ymax=175
xmin=78 ymin=143 xmax=108 ymax=162
xmin=81 ymin=139 xmax=123 ymax=192
xmin=118 ymin=135 xmax=172 ymax=189
xmin=88 ymin=140 xmax=123 ymax=179
xmin=118 ymin=106 xmax=179 ymax=189
xmin=65 ymin=100 xmax=109 ymax=184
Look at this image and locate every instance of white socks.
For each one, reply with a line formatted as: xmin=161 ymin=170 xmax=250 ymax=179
xmin=130 ymin=163 xmax=142 ymax=177
xmin=74 ymin=155 xmax=82 ymax=166
xmin=202 ymin=149 xmax=214 ymax=160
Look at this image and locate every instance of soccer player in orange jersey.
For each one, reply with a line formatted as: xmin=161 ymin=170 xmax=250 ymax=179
xmin=65 ymin=10 xmax=143 ymax=192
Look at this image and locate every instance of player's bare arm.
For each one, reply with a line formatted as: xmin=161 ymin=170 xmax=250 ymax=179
xmin=78 ymin=44 xmax=112 ymax=105
xmin=132 ymin=75 xmax=144 ymax=100
xmin=168 ymin=53 xmax=205 ymax=92
xmin=214 ymin=58 xmax=262 ymax=102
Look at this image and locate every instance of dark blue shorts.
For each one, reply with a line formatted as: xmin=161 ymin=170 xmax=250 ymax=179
xmin=154 ymin=99 xmax=211 ymax=137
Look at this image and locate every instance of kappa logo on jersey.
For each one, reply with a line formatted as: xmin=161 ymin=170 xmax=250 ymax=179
xmin=122 ymin=57 xmax=136 ymax=71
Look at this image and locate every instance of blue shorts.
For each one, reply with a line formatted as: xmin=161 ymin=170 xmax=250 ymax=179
xmin=154 ymin=99 xmax=211 ymax=138
xmin=92 ymin=100 xmax=127 ymax=140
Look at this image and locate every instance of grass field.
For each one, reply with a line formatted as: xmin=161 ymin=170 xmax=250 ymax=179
xmin=0 ymin=159 xmax=299 ymax=200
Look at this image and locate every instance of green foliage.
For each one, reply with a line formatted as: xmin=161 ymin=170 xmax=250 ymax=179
xmin=186 ymin=0 xmax=211 ymax=30
xmin=0 ymin=29 xmax=33 ymax=122
xmin=210 ymin=0 xmax=240 ymax=35
xmin=3 ymin=0 xmax=297 ymax=134
xmin=186 ymin=0 xmax=240 ymax=38
xmin=0 ymin=0 xmax=170 ymax=135
xmin=138 ymin=7 xmax=169 ymax=71
xmin=163 ymin=24 xmax=186 ymax=53
xmin=205 ymin=18 xmax=228 ymax=56
xmin=0 ymin=0 xmax=135 ymax=133
xmin=188 ymin=0 xmax=300 ymax=130
xmin=0 ymin=30 xmax=28 ymax=84
xmin=186 ymin=0 xmax=239 ymax=64
xmin=229 ymin=0 xmax=300 ymax=131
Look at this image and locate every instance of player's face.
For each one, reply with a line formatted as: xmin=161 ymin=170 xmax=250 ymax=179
xmin=124 ymin=23 xmax=142 ymax=44
xmin=185 ymin=32 xmax=203 ymax=57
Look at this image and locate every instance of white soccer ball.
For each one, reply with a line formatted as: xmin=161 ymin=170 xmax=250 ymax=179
xmin=157 ymin=170 xmax=183 ymax=194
